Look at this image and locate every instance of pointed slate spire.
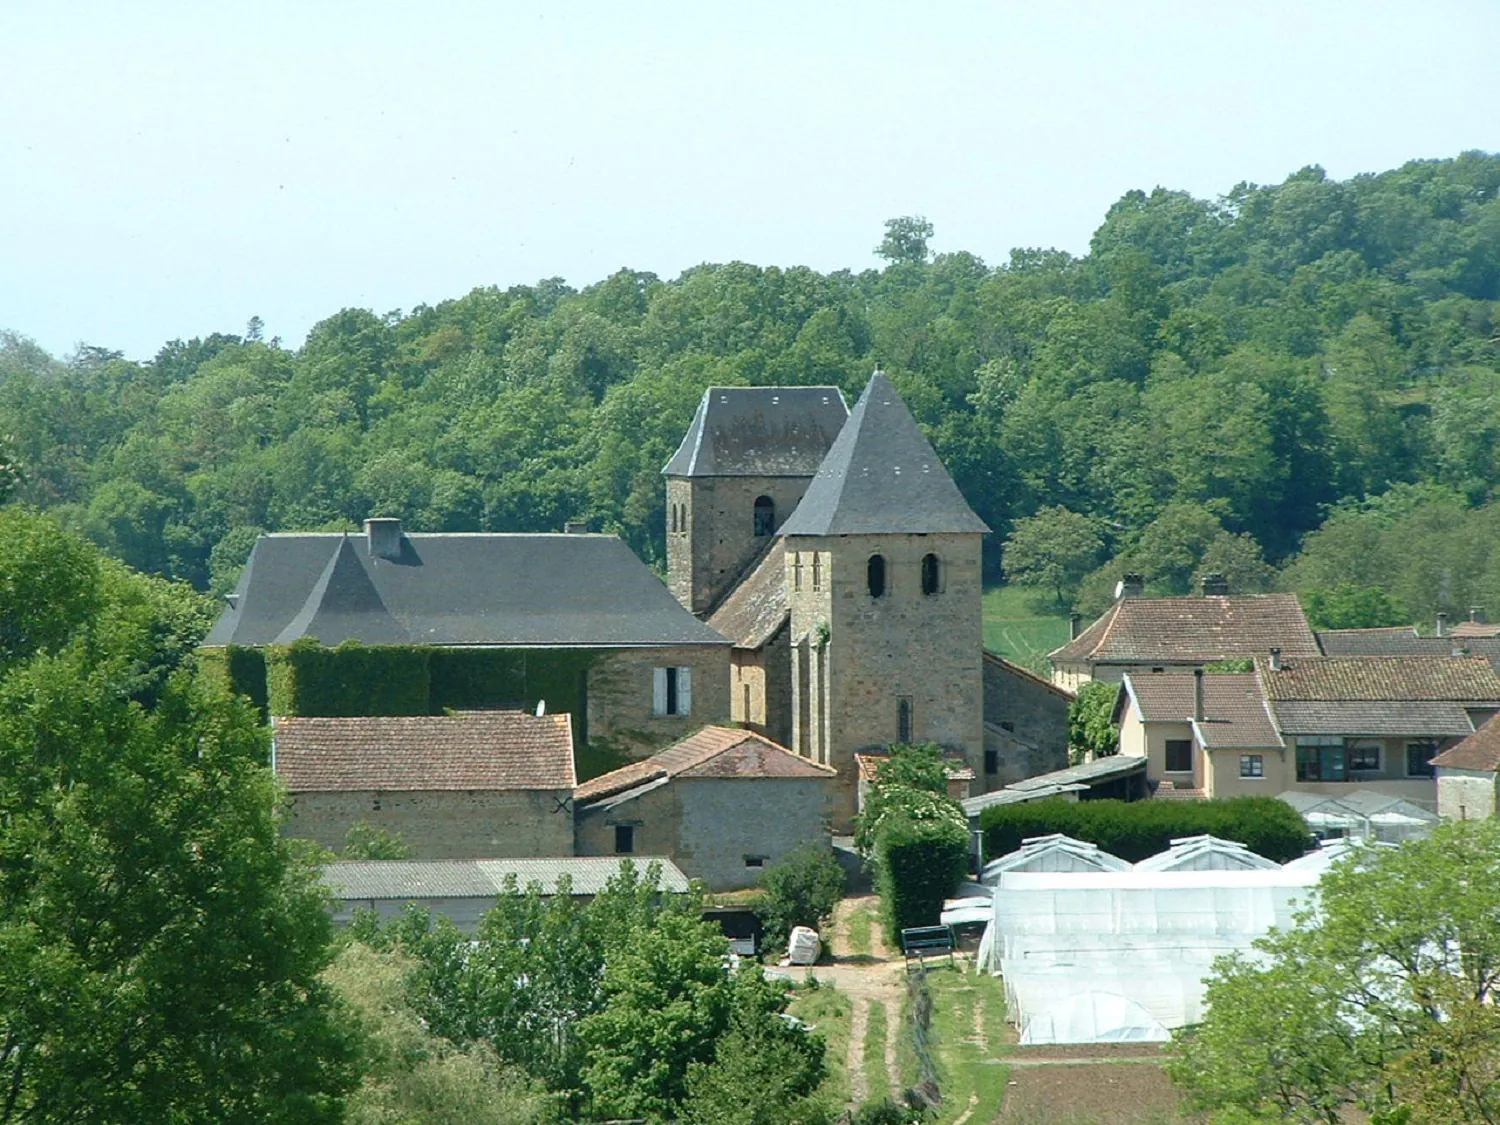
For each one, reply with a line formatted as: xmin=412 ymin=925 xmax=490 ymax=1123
xmin=778 ymin=369 xmax=989 ymax=536
xmin=274 ymin=536 xmax=409 ymax=645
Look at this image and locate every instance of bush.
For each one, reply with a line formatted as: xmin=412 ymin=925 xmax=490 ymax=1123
xmin=1068 ymin=680 xmax=1120 ymax=761
xmin=874 ymin=813 xmax=969 ymax=945
xmin=979 ymin=796 xmax=1313 ymax=864
xmin=756 ymin=842 xmax=847 ymax=950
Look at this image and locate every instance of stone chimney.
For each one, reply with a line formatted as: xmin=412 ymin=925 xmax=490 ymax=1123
xmin=1069 ymin=613 xmax=1082 ymax=640
xmin=1199 ymin=572 xmax=1229 ymax=596
xmin=364 ymin=517 xmax=403 ymax=561
xmin=1437 ymin=612 xmax=1449 ymax=638
xmin=1193 ymin=668 xmax=1205 ymax=722
xmin=1115 ymin=573 xmax=1145 ymax=600
xmin=564 ymin=520 xmax=590 ymax=534
xmin=1268 ymin=646 xmax=1282 ymax=672
xmin=1471 ymin=605 xmax=1487 ymax=624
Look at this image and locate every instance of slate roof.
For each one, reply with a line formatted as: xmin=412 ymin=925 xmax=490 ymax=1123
xmin=1051 ymin=593 xmax=1319 ymax=665
xmin=1258 ymin=655 xmax=1500 ymax=701
xmin=777 ymin=371 xmax=989 ymax=537
xmin=324 ymin=857 xmax=691 ymax=899
xmin=205 ymin=530 xmax=728 ymax=648
xmin=707 ymin=543 xmax=788 ymax=649
xmin=1431 ymin=713 xmax=1500 ymax=772
xmin=663 ymin=386 xmax=849 ymax=477
xmin=273 ymin=712 xmax=576 ymax=792
xmin=573 ymin=725 xmax=835 ymax=804
xmin=1119 ymin=673 xmax=1284 ymax=749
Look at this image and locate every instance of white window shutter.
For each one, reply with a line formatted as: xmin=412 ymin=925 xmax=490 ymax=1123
xmin=652 ymin=667 xmax=668 ymax=715
xmin=678 ymin=666 xmax=692 ymax=715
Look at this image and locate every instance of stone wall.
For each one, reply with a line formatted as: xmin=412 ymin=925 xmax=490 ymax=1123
xmin=285 ymin=788 xmax=575 ymax=859
xmin=981 ymin=656 xmax=1071 ymax=786
xmin=575 ymin=776 xmax=832 ymax=891
xmin=667 ymin=475 xmax=813 ymax=614
xmin=727 ymin=626 xmax=793 ymax=749
xmin=1437 ymin=767 xmax=1500 ymax=820
xmin=586 ymin=644 xmax=731 ymax=757
xmin=789 ymin=532 xmax=985 ymax=829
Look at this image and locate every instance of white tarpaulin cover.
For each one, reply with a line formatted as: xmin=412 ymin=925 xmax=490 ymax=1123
xmin=785 ymin=926 xmax=821 ymax=966
xmin=1018 ymin=991 xmax=1170 ymax=1045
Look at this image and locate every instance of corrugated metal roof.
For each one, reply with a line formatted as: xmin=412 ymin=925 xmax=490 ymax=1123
xmin=323 ymin=856 xmax=691 ymax=899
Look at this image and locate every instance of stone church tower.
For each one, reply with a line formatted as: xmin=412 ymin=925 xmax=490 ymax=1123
xmin=776 ymin=371 xmax=989 ymax=829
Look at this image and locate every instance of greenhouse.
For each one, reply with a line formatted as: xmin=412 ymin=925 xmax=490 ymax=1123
xmin=1277 ymin=789 xmax=1437 ymax=844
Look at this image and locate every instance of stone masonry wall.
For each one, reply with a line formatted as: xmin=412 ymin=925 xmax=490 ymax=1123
xmin=586 ymin=644 xmax=731 ymax=757
xmin=286 ymin=788 xmax=575 ymax=859
xmin=668 ymin=475 xmax=813 ymax=614
xmin=981 ymin=657 xmax=1071 ymax=786
xmin=789 ymin=532 xmax=985 ymax=829
xmin=575 ymin=783 xmax=682 ymax=862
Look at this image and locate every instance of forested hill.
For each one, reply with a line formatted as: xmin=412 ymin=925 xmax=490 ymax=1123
xmin=5 ymin=152 xmax=1500 ymax=625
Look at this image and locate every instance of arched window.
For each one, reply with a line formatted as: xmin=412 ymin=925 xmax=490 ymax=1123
xmin=867 ymin=554 xmax=887 ymax=598
xmin=897 ymin=697 xmax=913 ymax=743
xmin=921 ymin=553 xmax=940 ymax=595
xmin=753 ymin=495 xmax=775 ymax=537
xmin=670 ymin=505 xmax=678 ymax=533
xmin=811 ymin=552 xmax=822 ymax=590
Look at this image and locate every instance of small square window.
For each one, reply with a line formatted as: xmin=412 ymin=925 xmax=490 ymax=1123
xmin=984 ymin=749 xmax=999 ymax=775
xmin=1348 ymin=744 xmax=1380 ymax=772
xmin=744 ymin=855 xmax=767 ymax=868
xmin=1407 ymin=741 xmax=1439 ymax=778
xmin=614 ymin=825 xmax=635 ymax=854
xmin=1165 ymin=739 xmax=1193 ymax=772
xmin=652 ymin=666 xmax=692 ymax=716
xmin=1239 ymin=755 xmax=1264 ymax=778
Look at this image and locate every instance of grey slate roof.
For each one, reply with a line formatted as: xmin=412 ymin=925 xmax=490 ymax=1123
xmin=323 ymin=857 xmax=691 ymax=899
xmin=205 ymin=530 xmax=728 ymax=648
xmin=777 ymin=371 xmax=990 ymax=537
xmin=663 ymin=386 xmax=849 ymax=477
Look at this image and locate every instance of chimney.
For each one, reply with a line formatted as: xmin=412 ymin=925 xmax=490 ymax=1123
xmin=364 ymin=517 xmax=403 ymax=561
xmin=1199 ymin=572 xmax=1229 ymax=596
xmin=564 ymin=520 xmax=590 ymax=534
xmin=1437 ymin=612 xmax=1449 ymax=638
xmin=1193 ymin=668 xmax=1205 ymax=723
xmin=1268 ymin=646 xmax=1282 ymax=672
xmin=1472 ymin=606 xmax=1487 ymax=624
xmin=1115 ymin=573 xmax=1145 ymax=600
xmin=1069 ymin=613 xmax=1082 ymax=640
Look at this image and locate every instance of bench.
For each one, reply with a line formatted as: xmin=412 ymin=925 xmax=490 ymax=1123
xmin=900 ymin=925 xmax=956 ymax=968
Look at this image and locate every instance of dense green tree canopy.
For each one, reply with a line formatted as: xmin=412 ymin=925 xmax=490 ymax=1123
xmin=3 ymin=153 xmax=1499 ymax=615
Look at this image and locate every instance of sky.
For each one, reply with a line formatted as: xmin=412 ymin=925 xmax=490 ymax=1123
xmin=2 ymin=1 xmax=1497 ymax=361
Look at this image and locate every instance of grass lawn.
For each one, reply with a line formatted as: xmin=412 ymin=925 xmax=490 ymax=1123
xmin=900 ymin=962 xmax=1012 ymax=1125
xmin=787 ymin=981 xmax=853 ymax=1110
xmin=844 ymin=904 xmax=876 ymax=957
xmin=982 ymin=585 xmax=1071 ymax=677
xmin=863 ymin=998 xmax=890 ymax=1101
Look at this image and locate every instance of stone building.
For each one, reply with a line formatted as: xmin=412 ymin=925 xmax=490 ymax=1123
xmin=1432 ymin=714 xmax=1500 ymax=820
xmin=573 ymin=725 xmax=836 ymax=890
xmin=273 ymin=711 xmax=578 ymax=858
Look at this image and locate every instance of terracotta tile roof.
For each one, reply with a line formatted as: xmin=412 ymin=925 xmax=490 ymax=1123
xmin=574 ymin=726 xmax=834 ymax=804
xmin=1258 ymin=655 xmax=1500 ymax=702
xmin=1431 ymin=713 xmax=1500 ymax=772
xmin=707 ymin=544 xmax=788 ymax=649
xmin=273 ymin=712 xmax=575 ymax=792
xmin=1121 ymin=673 xmax=1283 ymax=749
xmin=1152 ymin=781 xmax=1206 ymax=800
xmin=1270 ymin=701 xmax=1483 ymax=737
xmin=1452 ymin=621 xmax=1500 ymax=638
xmin=1051 ymin=594 xmax=1318 ymax=665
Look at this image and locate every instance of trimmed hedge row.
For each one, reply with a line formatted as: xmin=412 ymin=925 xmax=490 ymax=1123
xmin=979 ymin=796 xmax=1313 ymax=864
xmin=875 ymin=813 xmax=969 ymax=945
xmin=212 ymin=639 xmax=598 ymax=720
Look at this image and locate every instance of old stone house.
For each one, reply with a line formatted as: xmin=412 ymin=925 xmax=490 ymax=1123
xmin=1431 ymin=713 xmax=1500 ymax=820
xmin=1113 ymin=655 xmax=1500 ymax=806
xmin=273 ymin=711 xmax=578 ymax=858
xmin=573 ymin=725 xmax=836 ymax=890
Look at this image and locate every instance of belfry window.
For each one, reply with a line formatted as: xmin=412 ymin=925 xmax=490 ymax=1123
xmin=921 ymin=553 xmax=941 ymax=595
xmin=867 ymin=554 xmax=887 ymax=598
xmin=811 ymin=553 xmax=822 ymax=590
xmin=753 ymin=496 xmax=775 ymax=537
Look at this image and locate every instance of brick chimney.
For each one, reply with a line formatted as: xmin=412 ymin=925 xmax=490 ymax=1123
xmin=1199 ymin=572 xmax=1229 ymax=596
xmin=1268 ymin=646 xmax=1282 ymax=672
xmin=1115 ymin=573 xmax=1145 ymax=600
xmin=1193 ymin=668 xmax=1205 ymax=722
xmin=364 ymin=517 xmax=403 ymax=561
xmin=1471 ymin=606 xmax=1487 ymax=624
xmin=1069 ymin=613 xmax=1082 ymax=640
xmin=564 ymin=520 xmax=590 ymax=534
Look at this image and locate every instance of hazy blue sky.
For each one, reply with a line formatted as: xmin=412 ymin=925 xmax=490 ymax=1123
xmin=2 ymin=1 xmax=1497 ymax=360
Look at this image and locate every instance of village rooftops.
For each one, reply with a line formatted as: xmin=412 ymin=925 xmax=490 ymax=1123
xmin=1256 ymin=654 xmax=1500 ymax=737
xmin=1430 ymin=713 xmax=1500 ymax=772
xmin=1051 ymin=593 xmax=1319 ymax=666
xmin=205 ymin=525 xmax=728 ymax=649
xmin=272 ymin=712 xmax=576 ymax=792
xmin=574 ymin=724 xmax=835 ymax=805
xmin=777 ymin=370 xmax=989 ymax=537
xmin=663 ymin=386 xmax=849 ymax=477
xmin=1317 ymin=626 xmax=1500 ymax=665
xmin=1118 ymin=673 xmax=1284 ymax=750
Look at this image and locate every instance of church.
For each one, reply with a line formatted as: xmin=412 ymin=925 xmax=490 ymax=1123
xmin=664 ymin=370 xmax=1069 ymax=827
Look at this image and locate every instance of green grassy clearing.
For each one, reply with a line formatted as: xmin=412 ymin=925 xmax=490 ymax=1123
xmin=863 ymin=998 xmax=891 ymax=1102
xmin=899 ymin=963 xmax=1012 ymax=1125
xmin=787 ymin=981 xmax=853 ymax=1111
xmin=982 ymin=585 xmax=1071 ymax=677
xmin=844 ymin=905 xmax=875 ymax=956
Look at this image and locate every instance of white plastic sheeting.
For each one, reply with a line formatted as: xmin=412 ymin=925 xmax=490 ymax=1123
xmin=981 ymin=833 xmax=1132 ymax=884
xmin=982 ymin=867 xmax=1321 ymax=1044
xmin=1278 ymin=790 xmax=1437 ymax=844
xmin=1282 ymin=835 xmax=1396 ymax=870
xmin=1017 ymin=991 xmax=1170 ymax=1045
xmin=1133 ymin=834 xmax=1282 ymax=872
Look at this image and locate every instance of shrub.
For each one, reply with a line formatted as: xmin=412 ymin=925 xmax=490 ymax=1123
xmin=874 ymin=812 xmax=968 ymax=945
xmin=979 ymin=796 xmax=1312 ymax=864
xmin=1068 ymin=680 xmax=1120 ymax=761
xmin=755 ymin=842 xmax=847 ymax=950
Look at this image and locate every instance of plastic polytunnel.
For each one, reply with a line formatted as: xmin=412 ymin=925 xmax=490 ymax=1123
xmin=981 ymin=833 xmax=1132 ymax=884
xmin=1133 ymin=834 xmax=1282 ymax=872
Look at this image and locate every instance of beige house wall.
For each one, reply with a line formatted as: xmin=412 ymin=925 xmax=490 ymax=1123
xmin=586 ymin=644 xmax=731 ymax=757
xmin=1437 ymin=767 xmax=1500 ymax=820
xmin=285 ymin=788 xmax=575 ymax=859
xmin=1203 ymin=748 xmax=1290 ymax=798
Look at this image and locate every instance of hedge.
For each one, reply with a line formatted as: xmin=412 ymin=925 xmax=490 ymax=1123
xmin=979 ymin=796 xmax=1313 ymax=864
xmin=266 ymin=639 xmax=431 ymax=717
xmin=874 ymin=813 xmax=969 ymax=945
